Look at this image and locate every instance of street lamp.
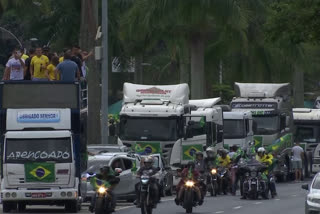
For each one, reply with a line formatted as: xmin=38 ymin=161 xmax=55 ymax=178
xmin=0 ymin=26 xmax=23 ymax=48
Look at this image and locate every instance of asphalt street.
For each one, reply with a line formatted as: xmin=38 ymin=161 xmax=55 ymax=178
xmin=0 ymin=181 xmax=308 ymax=214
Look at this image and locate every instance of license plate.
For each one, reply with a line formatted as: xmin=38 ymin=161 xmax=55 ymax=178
xmin=31 ymin=193 xmax=46 ymax=198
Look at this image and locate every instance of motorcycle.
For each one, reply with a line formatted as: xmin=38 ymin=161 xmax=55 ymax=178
xmin=93 ymin=179 xmax=114 ymax=214
xmin=139 ymin=175 xmax=156 ymax=214
xmin=217 ymin=167 xmax=229 ymax=195
xmin=240 ymin=159 xmax=269 ymax=200
xmin=207 ymin=168 xmax=219 ymax=196
xmin=181 ymin=179 xmax=199 ymax=214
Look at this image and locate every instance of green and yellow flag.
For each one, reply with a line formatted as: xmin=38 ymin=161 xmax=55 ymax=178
xmin=254 ymin=136 xmax=263 ymax=149
xmin=182 ymin=144 xmax=203 ymax=160
xmin=266 ymin=133 xmax=292 ymax=153
xmin=25 ymin=162 xmax=55 ymax=182
xmin=135 ymin=142 xmax=161 ymax=155
xmin=90 ymin=177 xmax=111 ymax=191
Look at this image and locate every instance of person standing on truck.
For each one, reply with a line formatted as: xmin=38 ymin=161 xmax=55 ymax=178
xmin=55 ymin=50 xmax=80 ymax=81
xmin=3 ymin=48 xmax=25 ymax=81
xmin=30 ymin=47 xmax=49 ymax=81
xmin=292 ymin=142 xmax=304 ymax=182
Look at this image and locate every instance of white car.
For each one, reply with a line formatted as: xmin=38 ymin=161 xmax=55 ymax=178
xmin=302 ymin=172 xmax=320 ymax=213
xmin=87 ymin=144 xmax=129 ymax=155
xmin=81 ymin=152 xmax=141 ymax=202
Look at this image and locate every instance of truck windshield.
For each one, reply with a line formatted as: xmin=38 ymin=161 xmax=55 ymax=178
xmin=295 ymin=127 xmax=316 ymax=143
xmin=223 ymin=119 xmax=245 ymax=139
xmin=5 ymin=138 xmax=72 ymax=163
xmin=253 ymin=116 xmax=279 ymax=135
xmin=119 ymin=117 xmax=179 ymax=141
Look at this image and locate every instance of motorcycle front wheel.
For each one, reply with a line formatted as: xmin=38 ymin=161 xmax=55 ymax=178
xmin=95 ymin=198 xmax=109 ymax=214
xmin=141 ymin=202 xmax=152 ymax=214
xmin=184 ymin=189 xmax=193 ymax=213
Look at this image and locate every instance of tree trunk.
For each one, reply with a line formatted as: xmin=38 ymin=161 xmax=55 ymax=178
xmin=134 ymin=55 xmax=143 ymax=84
xmin=80 ymin=0 xmax=101 ymax=145
xmin=293 ymin=69 xmax=304 ymax=107
xmin=190 ymin=36 xmax=205 ymax=99
xmin=179 ymin=45 xmax=190 ymax=84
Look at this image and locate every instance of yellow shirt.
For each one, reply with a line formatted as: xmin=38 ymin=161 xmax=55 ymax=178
xmin=21 ymin=54 xmax=29 ymax=60
xmin=59 ymin=57 xmax=64 ymax=63
xmin=31 ymin=55 xmax=49 ymax=78
xmin=46 ymin=64 xmax=57 ymax=80
xmin=218 ymin=155 xmax=231 ymax=167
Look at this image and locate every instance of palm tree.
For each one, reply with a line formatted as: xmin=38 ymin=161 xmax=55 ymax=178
xmin=120 ymin=0 xmax=249 ymax=98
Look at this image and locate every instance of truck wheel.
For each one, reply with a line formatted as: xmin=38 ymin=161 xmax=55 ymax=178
xmin=3 ymin=201 xmax=16 ymax=213
xmin=65 ymin=200 xmax=78 ymax=213
xmin=18 ymin=202 xmax=26 ymax=212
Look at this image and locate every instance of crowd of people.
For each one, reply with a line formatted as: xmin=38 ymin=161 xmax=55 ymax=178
xmin=3 ymin=45 xmax=93 ymax=82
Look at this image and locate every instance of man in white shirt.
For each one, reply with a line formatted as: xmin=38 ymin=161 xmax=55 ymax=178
xmin=3 ymin=48 xmax=25 ymax=80
xmin=292 ymin=142 xmax=304 ymax=182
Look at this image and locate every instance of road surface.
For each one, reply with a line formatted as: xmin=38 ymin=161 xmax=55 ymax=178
xmin=0 ymin=181 xmax=308 ymax=214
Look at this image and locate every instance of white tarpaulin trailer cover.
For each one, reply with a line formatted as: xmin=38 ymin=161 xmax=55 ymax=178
xmin=189 ymin=98 xmax=221 ymax=108
xmin=123 ymin=83 xmax=189 ymax=104
xmin=234 ymin=82 xmax=291 ymax=98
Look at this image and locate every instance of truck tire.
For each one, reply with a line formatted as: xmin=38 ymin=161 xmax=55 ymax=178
xmin=3 ymin=201 xmax=16 ymax=213
xmin=65 ymin=200 xmax=78 ymax=213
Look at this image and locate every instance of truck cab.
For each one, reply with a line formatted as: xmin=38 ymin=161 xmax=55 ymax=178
xmin=223 ymin=111 xmax=254 ymax=149
xmin=0 ymin=82 xmax=84 ymax=213
xmin=293 ymin=108 xmax=320 ymax=174
xmin=118 ymin=83 xmax=189 ymax=162
xmin=170 ymin=98 xmax=224 ymax=166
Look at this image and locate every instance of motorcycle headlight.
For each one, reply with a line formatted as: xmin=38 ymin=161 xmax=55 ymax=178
xmin=141 ymin=179 xmax=149 ymax=184
xmin=98 ymin=187 xmax=107 ymax=194
xmin=185 ymin=181 xmax=195 ymax=187
xmin=211 ymin=169 xmax=217 ymax=175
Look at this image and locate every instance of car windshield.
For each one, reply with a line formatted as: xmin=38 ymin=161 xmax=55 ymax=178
xmin=295 ymin=127 xmax=316 ymax=143
xmin=88 ymin=147 xmax=121 ymax=155
xmin=223 ymin=119 xmax=245 ymax=139
xmin=313 ymin=176 xmax=320 ymax=189
xmin=119 ymin=117 xmax=179 ymax=141
xmin=253 ymin=116 xmax=279 ymax=135
xmin=5 ymin=138 xmax=72 ymax=163
xmin=86 ymin=159 xmax=111 ymax=174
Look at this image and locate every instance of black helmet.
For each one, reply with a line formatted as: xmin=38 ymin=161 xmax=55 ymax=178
xmin=100 ymin=165 xmax=111 ymax=173
xmin=195 ymin=151 xmax=203 ymax=157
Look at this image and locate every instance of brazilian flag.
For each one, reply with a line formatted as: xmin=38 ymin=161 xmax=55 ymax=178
xmin=266 ymin=133 xmax=292 ymax=153
xmin=25 ymin=162 xmax=55 ymax=182
xmin=199 ymin=117 xmax=206 ymax=128
xmin=182 ymin=144 xmax=203 ymax=160
xmin=90 ymin=177 xmax=111 ymax=191
xmin=135 ymin=142 xmax=161 ymax=155
xmin=254 ymin=136 xmax=263 ymax=149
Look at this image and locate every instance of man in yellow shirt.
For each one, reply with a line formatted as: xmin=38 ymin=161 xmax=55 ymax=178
xmin=30 ymin=47 xmax=49 ymax=81
xmin=45 ymin=56 xmax=60 ymax=81
xmin=218 ymin=149 xmax=231 ymax=167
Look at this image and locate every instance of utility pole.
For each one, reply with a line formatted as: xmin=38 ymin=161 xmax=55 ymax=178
xmin=101 ymin=0 xmax=109 ymax=144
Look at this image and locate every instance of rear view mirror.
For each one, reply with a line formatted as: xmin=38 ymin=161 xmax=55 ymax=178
xmin=301 ymin=184 xmax=309 ymax=190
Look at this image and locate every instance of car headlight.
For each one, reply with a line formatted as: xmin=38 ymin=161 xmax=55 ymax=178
xmin=98 ymin=187 xmax=107 ymax=194
xmin=185 ymin=180 xmax=195 ymax=187
xmin=308 ymin=196 xmax=320 ymax=204
xmin=211 ymin=169 xmax=217 ymax=175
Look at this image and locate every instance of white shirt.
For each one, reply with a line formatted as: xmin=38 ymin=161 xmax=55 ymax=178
xmin=292 ymin=145 xmax=304 ymax=161
xmin=229 ymin=152 xmax=236 ymax=159
xmin=6 ymin=58 xmax=25 ymax=80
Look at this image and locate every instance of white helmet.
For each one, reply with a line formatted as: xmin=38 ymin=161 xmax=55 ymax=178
xmin=257 ymin=147 xmax=265 ymax=153
xmin=206 ymin=147 xmax=214 ymax=152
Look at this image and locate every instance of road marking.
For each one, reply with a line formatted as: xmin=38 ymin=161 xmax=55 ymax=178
xmin=161 ymin=198 xmax=175 ymax=202
xmin=233 ymin=206 xmax=242 ymax=209
xmin=116 ymin=205 xmax=135 ymax=211
xmin=292 ymin=194 xmax=297 ymax=197
xmin=215 ymin=211 xmax=225 ymax=213
xmin=254 ymin=202 xmax=262 ymax=205
xmin=275 ymin=199 xmax=280 ymax=201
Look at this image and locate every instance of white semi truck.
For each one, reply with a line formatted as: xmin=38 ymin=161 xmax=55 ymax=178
xmin=118 ymin=83 xmax=190 ymax=162
xmin=1 ymin=82 xmax=83 ymax=213
xmin=231 ymin=83 xmax=294 ymax=180
xmin=293 ymin=108 xmax=320 ymax=175
xmin=170 ymin=98 xmax=224 ymax=167
xmin=223 ymin=111 xmax=254 ymax=150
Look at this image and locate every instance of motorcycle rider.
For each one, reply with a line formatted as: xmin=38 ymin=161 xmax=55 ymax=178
xmin=135 ymin=156 xmax=160 ymax=208
xmin=218 ymin=149 xmax=231 ymax=168
xmin=89 ymin=166 xmax=120 ymax=213
xmin=195 ymin=151 xmax=207 ymax=198
xmin=175 ymin=161 xmax=203 ymax=205
xmin=204 ymin=147 xmax=218 ymax=170
xmin=256 ymin=147 xmax=277 ymax=197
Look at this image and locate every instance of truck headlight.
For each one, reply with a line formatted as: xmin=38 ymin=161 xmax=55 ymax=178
xmin=98 ymin=187 xmax=107 ymax=194
xmin=11 ymin=192 xmax=17 ymax=198
xmin=5 ymin=193 xmax=10 ymax=198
